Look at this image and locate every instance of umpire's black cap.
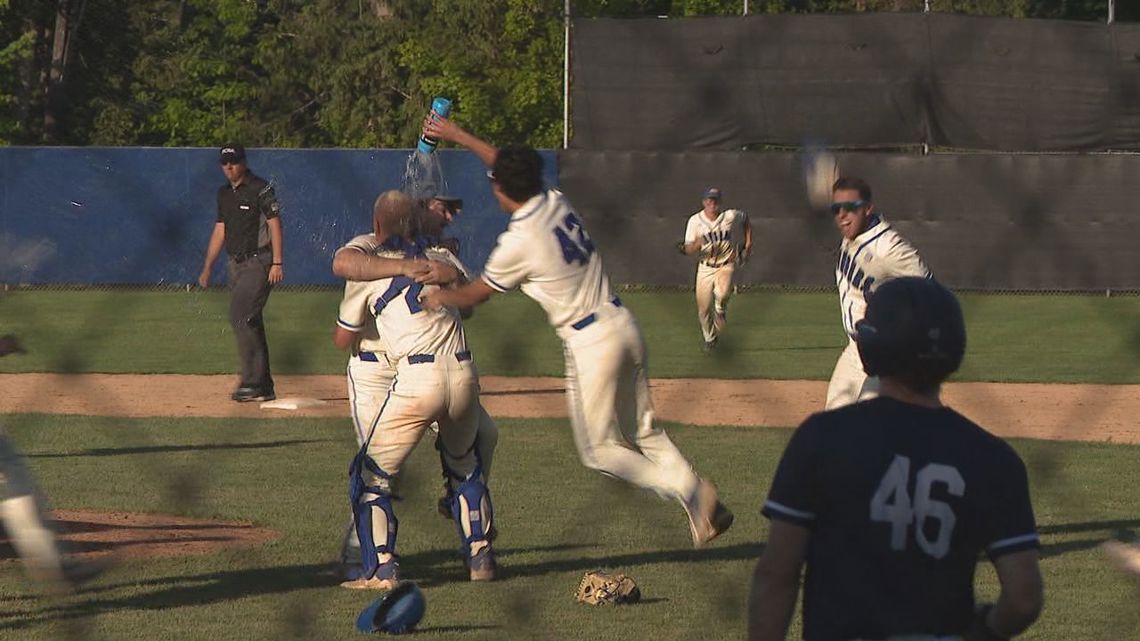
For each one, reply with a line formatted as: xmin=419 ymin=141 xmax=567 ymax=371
xmin=220 ymin=144 xmax=246 ymax=164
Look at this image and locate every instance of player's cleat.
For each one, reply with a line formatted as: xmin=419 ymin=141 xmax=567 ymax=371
xmin=1103 ymin=541 xmax=1140 ymax=576
xmin=467 ymin=546 xmax=497 ymax=582
xmin=341 ymin=558 xmax=399 ymax=590
xmin=702 ymin=339 xmax=717 ymax=353
xmin=232 ymin=386 xmax=275 ymax=402
xmin=687 ymin=480 xmax=734 ymax=548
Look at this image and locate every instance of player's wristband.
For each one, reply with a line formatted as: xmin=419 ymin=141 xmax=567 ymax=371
xmin=966 ymin=604 xmax=1010 ymax=641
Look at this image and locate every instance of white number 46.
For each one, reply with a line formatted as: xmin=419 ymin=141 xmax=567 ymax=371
xmin=870 ymin=455 xmax=965 ymax=559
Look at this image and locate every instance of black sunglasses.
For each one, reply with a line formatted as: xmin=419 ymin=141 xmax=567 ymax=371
xmin=830 ymin=200 xmax=869 ymax=214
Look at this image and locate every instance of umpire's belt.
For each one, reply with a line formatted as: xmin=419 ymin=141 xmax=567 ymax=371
xmin=231 ymin=245 xmax=271 ymax=264
xmin=571 ymin=297 xmax=623 ymax=331
xmin=405 ymin=351 xmax=472 ymax=365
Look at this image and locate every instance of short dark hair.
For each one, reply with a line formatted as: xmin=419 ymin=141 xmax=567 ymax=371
xmin=832 ymin=176 xmax=872 ymax=202
xmin=491 ymin=146 xmax=544 ymax=203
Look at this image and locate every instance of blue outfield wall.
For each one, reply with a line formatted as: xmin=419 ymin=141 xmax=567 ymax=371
xmin=0 ymin=147 xmax=558 ymax=286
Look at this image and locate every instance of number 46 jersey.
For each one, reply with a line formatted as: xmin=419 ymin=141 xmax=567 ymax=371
xmin=761 ymin=397 xmax=1040 ymax=641
xmin=481 ymin=189 xmax=613 ymax=339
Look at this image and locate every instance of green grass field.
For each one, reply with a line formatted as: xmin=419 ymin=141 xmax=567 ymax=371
xmin=2 ymin=289 xmax=1140 ymax=382
xmin=0 ymin=416 xmax=1137 ymax=640
xmin=1 ymin=289 xmax=1139 ymax=640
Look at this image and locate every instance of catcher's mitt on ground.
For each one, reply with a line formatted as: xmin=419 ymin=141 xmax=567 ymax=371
xmin=575 ymin=570 xmax=641 ymax=606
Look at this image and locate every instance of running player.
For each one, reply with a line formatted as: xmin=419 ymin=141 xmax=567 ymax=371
xmin=826 ymin=177 xmax=930 ymax=409
xmin=419 ymin=117 xmax=733 ymax=548
xmin=679 ymin=187 xmax=752 ymax=352
xmin=747 ymin=277 xmax=1043 ymax=641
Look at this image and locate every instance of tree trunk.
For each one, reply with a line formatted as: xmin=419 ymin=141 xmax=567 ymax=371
xmin=43 ymin=0 xmax=70 ymax=142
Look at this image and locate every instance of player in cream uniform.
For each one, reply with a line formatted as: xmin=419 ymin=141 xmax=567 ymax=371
xmin=418 ymin=118 xmax=733 ymax=548
xmin=681 ymin=187 xmax=752 ymax=351
xmin=826 ymin=177 xmax=931 ymax=409
xmin=332 ymin=197 xmax=499 ymax=578
xmin=334 ymin=191 xmax=496 ymax=589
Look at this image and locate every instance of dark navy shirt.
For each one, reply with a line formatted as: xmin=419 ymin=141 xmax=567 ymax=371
xmin=216 ymin=172 xmax=281 ymax=257
xmin=762 ymin=397 xmax=1039 ymax=641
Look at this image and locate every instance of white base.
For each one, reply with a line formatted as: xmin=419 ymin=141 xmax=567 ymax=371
xmin=260 ymin=397 xmax=328 ymax=410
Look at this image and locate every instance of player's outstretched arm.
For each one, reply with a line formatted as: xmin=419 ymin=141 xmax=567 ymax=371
xmin=747 ymin=520 xmax=809 ymax=641
xmin=332 ymin=248 xmax=456 ymax=284
xmin=422 ymin=116 xmax=497 ymax=168
xmin=421 ymin=279 xmax=495 ymax=313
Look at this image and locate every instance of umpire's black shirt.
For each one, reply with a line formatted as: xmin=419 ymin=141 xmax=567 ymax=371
xmin=217 ymin=172 xmax=282 ymax=258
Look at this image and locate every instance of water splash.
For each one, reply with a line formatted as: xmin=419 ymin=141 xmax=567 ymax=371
xmin=402 ymin=149 xmax=447 ymax=201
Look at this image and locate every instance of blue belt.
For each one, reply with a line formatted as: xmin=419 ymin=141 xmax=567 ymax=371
xmin=358 ymin=351 xmax=382 ymax=362
xmin=408 ymin=351 xmax=472 ymax=365
xmin=571 ymin=297 xmax=623 ymax=331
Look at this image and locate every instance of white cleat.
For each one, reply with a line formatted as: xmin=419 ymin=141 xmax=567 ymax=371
xmin=687 ymin=479 xmax=734 ymax=548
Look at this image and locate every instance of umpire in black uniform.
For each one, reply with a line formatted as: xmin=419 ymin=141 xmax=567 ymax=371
xmin=198 ymin=144 xmax=283 ymax=402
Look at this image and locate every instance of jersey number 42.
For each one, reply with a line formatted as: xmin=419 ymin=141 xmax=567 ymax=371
xmin=870 ymin=454 xmax=965 ymax=560
xmin=554 ymin=212 xmax=595 ymax=266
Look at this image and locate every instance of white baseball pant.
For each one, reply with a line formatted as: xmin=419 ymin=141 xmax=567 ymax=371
xmin=824 ymin=339 xmax=881 ymax=409
xmin=695 ymin=262 xmax=735 ymax=343
xmin=0 ymin=433 xmax=67 ymax=585
xmin=562 ymin=302 xmax=701 ymax=509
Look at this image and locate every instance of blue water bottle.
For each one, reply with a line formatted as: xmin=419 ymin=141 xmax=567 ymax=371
xmin=417 ymin=97 xmax=452 ymax=154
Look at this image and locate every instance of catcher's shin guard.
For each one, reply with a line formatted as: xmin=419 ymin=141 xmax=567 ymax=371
xmin=448 ymin=470 xmax=494 ymax=557
xmin=348 ymin=452 xmax=398 ymax=579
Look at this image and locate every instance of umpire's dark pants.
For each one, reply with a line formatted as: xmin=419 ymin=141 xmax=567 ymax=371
xmin=228 ymin=253 xmax=274 ymax=391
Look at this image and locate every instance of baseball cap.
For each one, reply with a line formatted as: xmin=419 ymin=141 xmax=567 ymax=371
xmin=219 ymin=144 xmax=246 ymax=164
xmin=702 ymin=187 xmax=722 ymax=200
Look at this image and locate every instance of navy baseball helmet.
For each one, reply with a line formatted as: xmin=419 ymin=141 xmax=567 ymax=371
xmin=855 ymin=277 xmax=965 ymax=386
xmin=355 ymin=581 xmax=426 ymax=635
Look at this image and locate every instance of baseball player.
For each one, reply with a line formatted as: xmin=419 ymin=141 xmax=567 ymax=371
xmin=748 ymin=277 xmax=1043 ymax=641
xmin=334 ymin=191 xmax=496 ymax=589
xmin=331 ymin=195 xmax=500 ymax=578
xmin=419 ymin=116 xmax=733 ymax=548
xmin=679 ymin=187 xmax=752 ymax=352
xmin=826 ymin=176 xmax=930 ymax=409
xmin=0 ymin=335 xmax=100 ymax=593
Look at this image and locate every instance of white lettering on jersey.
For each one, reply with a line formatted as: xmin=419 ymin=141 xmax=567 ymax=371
xmin=685 ymin=209 xmax=748 ymax=266
xmin=481 ymin=189 xmax=614 ymax=337
xmin=870 ymin=454 xmax=965 ymax=560
xmin=836 ymin=216 xmax=931 ymax=336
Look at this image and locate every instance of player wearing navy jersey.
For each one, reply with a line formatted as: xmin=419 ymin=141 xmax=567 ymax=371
xmin=418 ymin=117 xmax=733 ymax=548
xmin=748 ymin=278 xmax=1043 ymax=641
